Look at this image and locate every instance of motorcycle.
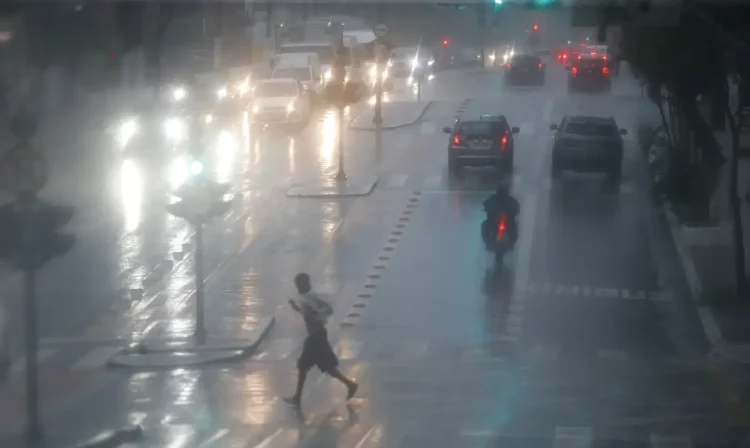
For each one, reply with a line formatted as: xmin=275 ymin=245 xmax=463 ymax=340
xmin=482 ymin=212 xmax=516 ymax=264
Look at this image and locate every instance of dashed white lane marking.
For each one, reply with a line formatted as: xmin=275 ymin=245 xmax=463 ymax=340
xmin=353 ymin=425 xmax=380 ymax=448
xmin=253 ymin=428 xmax=297 ymax=448
xmin=11 ymin=349 xmax=56 ymax=373
xmin=386 ymin=174 xmax=408 ymax=188
xmin=423 ymin=174 xmax=442 ymax=189
xmin=554 ymin=426 xmax=593 ymax=448
xmin=393 ymin=341 xmax=429 ymax=361
xmin=650 ymin=433 xmax=693 ymax=448
xmin=198 ymin=428 xmax=230 ymax=447
xmin=335 ymin=340 xmax=363 ymax=361
xmin=257 ymin=338 xmax=298 ymax=361
xmin=71 ymin=347 xmax=121 ymax=370
xmin=420 ymin=121 xmax=436 ymax=135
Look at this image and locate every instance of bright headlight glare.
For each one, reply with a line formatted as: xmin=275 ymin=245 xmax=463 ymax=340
xmin=205 ymin=114 xmax=214 ymax=124
xmin=369 ymin=67 xmax=376 ymax=78
xmin=428 ymin=59 xmax=434 ymax=66
xmin=118 ymin=119 xmax=137 ymax=145
xmin=217 ymin=87 xmax=228 ymax=98
xmin=324 ymin=70 xmax=332 ymax=81
xmin=237 ymin=81 xmax=250 ymax=94
xmin=172 ymin=87 xmax=186 ymax=101
xmin=412 ymin=58 xmax=419 ymax=68
xmin=252 ymin=105 xmax=259 ymax=114
xmin=165 ymin=118 xmax=184 ymax=141
xmin=286 ymin=103 xmax=295 ymax=113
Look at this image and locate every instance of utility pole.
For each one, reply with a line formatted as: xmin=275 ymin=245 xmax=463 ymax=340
xmin=373 ymin=4 xmax=384 ymax=128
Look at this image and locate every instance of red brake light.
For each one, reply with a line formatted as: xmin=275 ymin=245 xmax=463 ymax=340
xmin=562 ymin=53 xmax=567 ymax=59
xmin=602 ymin=55 xmax=607 ymax=60
xmin=533 ymin=24 xmax=538 ymax=31
xmin=453 ymin=135 xmax=460 ymax=146
xmin=571 ymin=66 xmax=578 ymax=75
xmin=500 ymin=134 xmax=508 ymax=150
xmin=538 ymin=63 xmax=542 ymax=69
xmin=602 ymin=66 xmax=609 ymax=75
xmin=443 ymin=39 xmax=449 ymax=47
xmin=496 ymin=215 xmax=506 ymax=241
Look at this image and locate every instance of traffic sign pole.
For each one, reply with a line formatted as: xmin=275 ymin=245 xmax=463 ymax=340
xmin=373 ymin=19 xmax=387 ymax=129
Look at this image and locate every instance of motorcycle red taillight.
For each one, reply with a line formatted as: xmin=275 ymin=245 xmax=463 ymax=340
xmin=500 ymin=134 xmax=508 ymax=151
xmin=538 ymin=63 xmax=542 ymax=69
xmin=602 ymin=66 xmax=609 ymax=75
xmin=496 ymin=215 xmax=506 ymax=241
xmin=453 ymin=135 xmax=460 ymax=146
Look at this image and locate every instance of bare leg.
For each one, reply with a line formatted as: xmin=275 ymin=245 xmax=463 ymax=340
xmin=283 ymin=366 xmax=311 ymax=406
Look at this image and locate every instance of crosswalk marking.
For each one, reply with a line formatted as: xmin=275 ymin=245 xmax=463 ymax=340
xmin=393 ymin=341 xmax=429 ymax=361
xmin=386 ymin=174 xmax=408 ymax=188
xmin=71 ymin=347 xmax=120 ymax=370
xmin=10 ymin=349 xmax=56 ymax=373
xmin=257 ymin=338 xmax=298 ymax=361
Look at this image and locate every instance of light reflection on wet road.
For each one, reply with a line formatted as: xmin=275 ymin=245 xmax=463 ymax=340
xmin=0 ymin=60 xmax=743 ymax=448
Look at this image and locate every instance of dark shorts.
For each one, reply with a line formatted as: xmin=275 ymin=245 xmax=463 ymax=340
xmin=298 ymin=329 xmax=339 ymax=373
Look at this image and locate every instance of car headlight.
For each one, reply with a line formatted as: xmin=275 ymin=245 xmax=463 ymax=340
xmin=369 ymin=67 xmax=377 ymax=79
xmin=252 ymin=105 xmax=260 ymax=114
xmin=324 ymin=70 xmax=332 ymax=81
xmin=117 ymin=119 xmax=137 ymax=146
xmin=387 ymin=60 xmax=393 ymax=67
xmin=172 ymin=87 xmax=187 ymax=101
xmin=237 ymin=80 xmax=250 ymax=95
xmin=217 ymin=87 xmax=228 ymax=99
xmin=428 ymin=59 xmax=434 ymax=66
xmin=205 ymin=114 xmax=214 ymax=124
xmin=411 ymin=58 xmax=419 ymax=69
xmin=286 ymin=103 xmax=295 ymax=113
xmin=382 ymin=69 xmax=389 ymax=79
xmin=165 ymin=117 xmax=185 ymax=141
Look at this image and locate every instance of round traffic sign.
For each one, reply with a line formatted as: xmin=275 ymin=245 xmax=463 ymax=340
xmin=373 ymin=23 xmax=388 ymax=39
xmin=0 ymin=148 xmax=48 ymax=194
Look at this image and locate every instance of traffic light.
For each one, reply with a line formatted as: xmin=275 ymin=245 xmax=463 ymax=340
xmin=0 ymin=201 xmax=76 ymax=271
xmin=167 ymin=177 xmax=232 ymax=224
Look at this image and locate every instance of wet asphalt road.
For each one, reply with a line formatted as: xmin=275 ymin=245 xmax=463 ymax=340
xmin=0 ymin=60 xmax=747 ymax=447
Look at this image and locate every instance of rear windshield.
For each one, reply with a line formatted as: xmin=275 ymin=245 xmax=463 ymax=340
xmin=512 ymin=55 xmax=540 ymax=65
xmin=565 ymin=122 xmax=617 ymax=137
xmin=273 ymin=67 xmax=312 ymax=82
xmin=456 ymin=121 xmax=506 ymax=136
xmin=576 ymin=59 xmax=606 ymax=69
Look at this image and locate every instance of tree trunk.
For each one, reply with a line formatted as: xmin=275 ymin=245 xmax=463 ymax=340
xmin=726 ymin=92 xmax=748 ymax=300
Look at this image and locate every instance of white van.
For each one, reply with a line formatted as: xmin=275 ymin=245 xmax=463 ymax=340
xmin=273 ymin=52 xmax=322 ymax=88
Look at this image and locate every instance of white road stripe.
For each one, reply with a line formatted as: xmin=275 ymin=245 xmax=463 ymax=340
xmin=354 ymin=425 xmax=381 ymax=448
xmin=386 ymin=175 xmax=408 ymax=188
xmin=71 ymin=347 xmax=121 ymax=370
xmin=253 ymin=428 xmax=298 ymax=448
xmin=11 ymin=349 xmax=56 ymax=373
xmin=554 ymin=426 xmax=593 ymax=448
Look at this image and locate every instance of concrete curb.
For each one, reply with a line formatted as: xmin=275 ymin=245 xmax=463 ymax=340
xmin=74 ymin=424 xmax=144 ymax=448
xmin=105 ymin=315 xmax=275 ymax=369
xmin=349 ymin=101 xmax=433 ymax=131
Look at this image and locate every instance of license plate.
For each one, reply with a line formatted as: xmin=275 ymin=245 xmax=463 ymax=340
xmin=469 ymin=142 xmax=491 ymax=150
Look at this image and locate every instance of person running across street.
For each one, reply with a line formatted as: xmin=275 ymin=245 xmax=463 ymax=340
xmin=283 ymin=272 xmax=358 ymax=407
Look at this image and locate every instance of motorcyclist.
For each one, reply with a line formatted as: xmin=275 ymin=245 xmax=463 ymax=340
xmin=482 ymin=180 xmax=520 ymax=246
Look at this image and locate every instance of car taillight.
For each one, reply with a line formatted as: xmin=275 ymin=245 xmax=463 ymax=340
xmin=602 ymin=66 xmax=609 ymax=75
xmin=538 ymin=63 xmax=542 ymax=69
xmin=507 ymin=63 xmax=511 ymax=69
xmin=571 ymin=66 xmax=578 ymax=75
xmin=603 ymin=55 xmax=608 ymax=60
xmin=453 ymin=135 xmax=460 ymax=146
xmin=496 ymin=215 xmax=506 ymax=241
xmin=500 ymin=134 xmax=508 ymax=150
xmin=562 ymin=53 xmax=567 ymax=59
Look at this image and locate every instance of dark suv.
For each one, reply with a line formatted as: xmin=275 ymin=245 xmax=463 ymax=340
xmin=550 ymin=116 xmax=627 ymax=185
xmin=567 ymin=54 xmax=611 ymax=92
xmin=443 ymin=115 xmax=520 ymax=175
xmin=506 ymin=55 xmax=545 ymax=85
